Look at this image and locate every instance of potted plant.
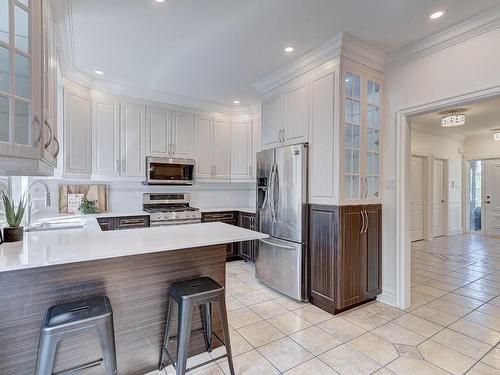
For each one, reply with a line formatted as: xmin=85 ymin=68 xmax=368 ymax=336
xmin=1 ymin=191 xmax=28 ymax=242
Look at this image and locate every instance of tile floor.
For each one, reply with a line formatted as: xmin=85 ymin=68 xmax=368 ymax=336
xmin=151 ymin=234 xmax=500 ymax=375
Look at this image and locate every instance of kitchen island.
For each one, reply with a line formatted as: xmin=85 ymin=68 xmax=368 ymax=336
xmin=0 ymin=219 xmax=267 ymax=375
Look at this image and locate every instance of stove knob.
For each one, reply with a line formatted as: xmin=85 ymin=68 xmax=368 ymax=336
xmin=156 ymin=213 xmax=162 ymax=220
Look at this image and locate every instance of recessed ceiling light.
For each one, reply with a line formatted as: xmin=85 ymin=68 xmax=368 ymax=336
xmin=94 ymin=70 xmax=104 ymax=75
xmin=233 ymin=100 xmax=240 ymax=105
xmin=284 ymin=46 xmax=294 ymax=53
xmin=429 ymin=9 xmax=446 ymax=20
xmin=154 ymin=0 xmax=166 ymax=3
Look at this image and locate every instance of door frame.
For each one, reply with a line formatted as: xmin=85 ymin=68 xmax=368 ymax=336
xmin=464 ymin=158 xmax=485 ymax=235
xmin=395 ymin=85 xmax=500 ymax=310
xmin=410 ymin=153 xmax=432 ymax=241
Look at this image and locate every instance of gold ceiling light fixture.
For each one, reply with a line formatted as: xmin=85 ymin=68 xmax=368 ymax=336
xmin=491 ymin=128 xmax=500 ymax=141
xmin=440 ymin=110 xmax=466 ymax=128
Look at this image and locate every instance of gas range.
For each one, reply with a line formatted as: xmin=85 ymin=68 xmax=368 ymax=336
xmin=143 ymin=193 xmax=202 ymax=226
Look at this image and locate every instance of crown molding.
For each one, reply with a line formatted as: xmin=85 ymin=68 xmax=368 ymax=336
xmin=386 ymin=4 xmax=500 ymax=70
xmin=51 ymin=0 xmax=258 ymax=116
xmin=253 ymin=32 xmax=386 ymax=94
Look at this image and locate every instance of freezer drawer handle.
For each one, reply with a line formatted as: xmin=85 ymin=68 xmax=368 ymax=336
xmin=259 ymin=238 xmax=295 ymax=250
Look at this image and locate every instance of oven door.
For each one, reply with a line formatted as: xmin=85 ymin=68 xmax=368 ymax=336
xmin=146 ymin=157 xmax=195 ymax=185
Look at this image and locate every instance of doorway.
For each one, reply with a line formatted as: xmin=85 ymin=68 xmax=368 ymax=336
xmin=432 ymin=158 xmax=447 ymax=238
xmin=468 ymin=160 xmax=483 ymax=233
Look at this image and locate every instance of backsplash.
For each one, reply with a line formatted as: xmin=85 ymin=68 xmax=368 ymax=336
xmin=29 ymin=178 xmax=255 ymax=218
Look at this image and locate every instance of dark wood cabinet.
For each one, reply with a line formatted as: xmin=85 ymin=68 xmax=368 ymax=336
xmin=201 ymin=211 xmax=240 ymax=260
xmin=97 ymin=215 xmax=150 ymax=231
xmin=239 ymin=212 xmax=256 ymax=262
xmin=309 ymin=204 xmax=382 ymax=314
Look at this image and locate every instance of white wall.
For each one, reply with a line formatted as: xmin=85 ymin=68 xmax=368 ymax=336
xmin=464 ymin=133 xmax=500 ymax=159
xmin=411 ymin=128 xmax=463 ymax=236
xmin=383 ymin=27 xmax=500 ymax=307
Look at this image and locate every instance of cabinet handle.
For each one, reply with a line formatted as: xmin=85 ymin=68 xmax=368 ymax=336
xmin=33 ymin=116 xmax=42 ymax=148
xmin=214 ymin=166 xmax=217 ymax=176
xmin=365 ymin=210 xmax=369 ymax=233
xmin=43 ymin=120 xmax=53 ymax=150
xmin=52 ymin=135 xmax=60 ymax=158
xmin=360 ymin=210 xmax=365 ymax=234
xmin=282 ymin=129 xmax=285 ymax=143
xmin=172 ymin=143 xmax=175 ymax=154
xmin=116 ymin=160 xmax=120 ymax=172
xmin=122 ymin=160 xmax=126 ymax=171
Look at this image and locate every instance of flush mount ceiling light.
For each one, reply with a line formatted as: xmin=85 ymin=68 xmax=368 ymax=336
xmin=154 ymin=0 xmax=166 ymax=3
xmin=429 ymin=9 xmax=447 ymax=20
xmin=440 ymin=111 xmax=466 ymax=127
xmin=233 ymin=100 xmax=240 ymax=105
xmin=284 ymin=46 xmax=294 ymax=53
xmin=94 ymin=70 xmax=104 ymax=75
xmin=494 ymin=133 xmax=500 ymax=141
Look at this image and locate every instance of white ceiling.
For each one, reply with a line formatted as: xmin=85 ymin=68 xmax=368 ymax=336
xmin=411 ymin=95 xmax=500 ymax=137
xmin=52 ymin=0 xmax=499 ymax=108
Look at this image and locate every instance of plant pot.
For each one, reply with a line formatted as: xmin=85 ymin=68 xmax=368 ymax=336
xmin=3 ymin=226 xmax=24 ymax=242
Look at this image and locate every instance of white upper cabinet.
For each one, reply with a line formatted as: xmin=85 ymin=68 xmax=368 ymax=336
xmin=194 ymin=115 xmax=212 ymax=179
xmin=171 ymin=111 xmax=194 ymax=158
xmin=0 ymin=0 xmax=44 ymax=163
xmin=120 ymin=102 xmax=145 ymax=177
xmin=231 ymin=120 xmax=253 ymax=181
xmin=261 ymin=79 xmax=309 ymax=150
xmin=283 ymin=82 xmax=309 ymax=144
xmin=212 ymin=118 xmax=231 ymax=180
xmin=92 ymin=94 xmax=120 ymax=177
xmin=309 ymin=67 xmax=337 ymax=205
xmin=262 ymin=93 xmax=282 ymax=149
xmin=146 ymin=107 xmax=170 ymax=157
xmin=63 ymin=84 xmax=91 ymax=178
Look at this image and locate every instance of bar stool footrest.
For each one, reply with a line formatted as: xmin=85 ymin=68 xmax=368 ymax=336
xmin=53 ymin=359 xmax=103 ymax=375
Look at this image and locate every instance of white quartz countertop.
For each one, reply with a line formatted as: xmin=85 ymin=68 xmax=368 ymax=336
xmin=0 ymin=217 xmax=267 ymax=273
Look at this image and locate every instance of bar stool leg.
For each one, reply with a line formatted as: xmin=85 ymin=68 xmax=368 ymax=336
xmin=200 ymin=302 xmax=212 ymax=352
xmin=159 ymin=297 xmax=174 ymax=370
xmin=217 ymin=295 xmax=235 ymax=375
xmin=35 ymin=333 xmax=59 ymax=375
xmin=97 ymin=317 xmax=118 ymax=375
xmin=176 ymin=300 xmax=194 ymax=375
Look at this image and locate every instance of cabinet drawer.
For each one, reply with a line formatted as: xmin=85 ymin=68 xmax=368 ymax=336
xmin=115 ymin=216 xmax=150 ymax=229
xmin=96 ymin=218 xmax=114 ymax=231
xmin=201 ymin=212 xmax=236 ymax=222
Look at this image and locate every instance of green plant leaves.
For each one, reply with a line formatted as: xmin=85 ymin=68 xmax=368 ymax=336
xmin=2 ymin=190 xmax=27 ymax=227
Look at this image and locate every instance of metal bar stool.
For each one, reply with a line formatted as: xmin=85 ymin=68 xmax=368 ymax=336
xmin=159 ymin=277 xmax=235 ymax=375
xmin=35 ymin=296 xmax=117 ymax=375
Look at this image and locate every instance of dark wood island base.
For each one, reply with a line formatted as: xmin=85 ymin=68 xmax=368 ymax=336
xmin=0 ymin=244 xmax=227 ymax=375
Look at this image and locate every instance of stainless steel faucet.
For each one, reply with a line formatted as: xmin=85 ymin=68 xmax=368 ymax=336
xmin=26 ymin=181 xmax=51 ymax=228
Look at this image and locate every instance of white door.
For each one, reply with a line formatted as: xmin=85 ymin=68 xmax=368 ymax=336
xmin=146 ymin=108 xmax=170 ymax=157
xmin=212 ymin=119 xmax=231 ymax=180
xmin=120 ymin=103 xmax=145 ymax=177
xmin=231 ymin=120 xmax=252 ymax=181
xmin=411 ymin=156 xmax=425 ymax=241
xmin=92 ymin=96 xmax=120 ymax=177
xmin=171 ymin=111 xmax=194 ymax=158
xmin=193 ymin=115 xmax=212 ymax=179
xmin=283 ymin=83 xmax=308 ymax=144
xmin=262 ymin=93 xmax=282 ymax=149
xmin=484 ymin=159 xmax=500 ymax=237
xmin=432 ymin=159 xmax=446 ymax=237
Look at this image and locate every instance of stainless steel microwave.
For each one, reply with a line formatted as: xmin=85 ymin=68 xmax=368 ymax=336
xmin=145 ymin=157 xmax=195 ymax=185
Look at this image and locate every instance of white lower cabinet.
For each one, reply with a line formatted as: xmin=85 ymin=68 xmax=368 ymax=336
xmin=92 ymin=95 xmax=120 ymax=177
xmin=231 ymin=120 xmax=253 ymax=181
xmin=63 ymin=85 xmax=92 ymax=178
xmin=120 ymin=103 xmax=146 ymax=177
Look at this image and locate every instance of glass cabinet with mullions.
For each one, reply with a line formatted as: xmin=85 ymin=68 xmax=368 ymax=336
xmin=342 ymin=67 xmax=382 ymax=203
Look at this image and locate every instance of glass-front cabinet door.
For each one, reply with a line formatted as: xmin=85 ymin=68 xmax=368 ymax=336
xmin=0 ymin=0 xmax=41 ymax=159
xmin=343 ymin=71 xmax=362 ymax=200
xmin=342 ymin=66 xmax=383 ymax=204
xmin=365 ymin=78 xmax=381 ymax=199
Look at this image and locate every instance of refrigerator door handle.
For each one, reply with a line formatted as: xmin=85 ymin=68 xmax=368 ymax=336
xmin=273 ymin=163 xmax=279 ymax=223
xmin=269 ymin=164 xmax=276 ymax=222
xmin=259 ymin=238 xmax=295 ymax=250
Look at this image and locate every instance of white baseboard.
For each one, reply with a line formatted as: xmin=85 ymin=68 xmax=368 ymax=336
xmin=377 ymin=290 xmax=397 ymax=308
xmin=448 ymin=228 xmax=463 ymax=236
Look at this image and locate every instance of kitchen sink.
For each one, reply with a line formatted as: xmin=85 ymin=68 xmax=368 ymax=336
xmin=26 ymin=219 xmax=85 ymax=232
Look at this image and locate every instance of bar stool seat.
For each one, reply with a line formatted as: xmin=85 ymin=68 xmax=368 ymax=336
xmin=35 ymin=296 xmax=117 ymax=375
xmin=159 ymin=277 xmax=235 ymax=375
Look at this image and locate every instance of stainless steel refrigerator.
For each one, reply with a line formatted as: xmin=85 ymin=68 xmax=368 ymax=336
xmin=255 ymin=143 xmax=308 ymax=301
